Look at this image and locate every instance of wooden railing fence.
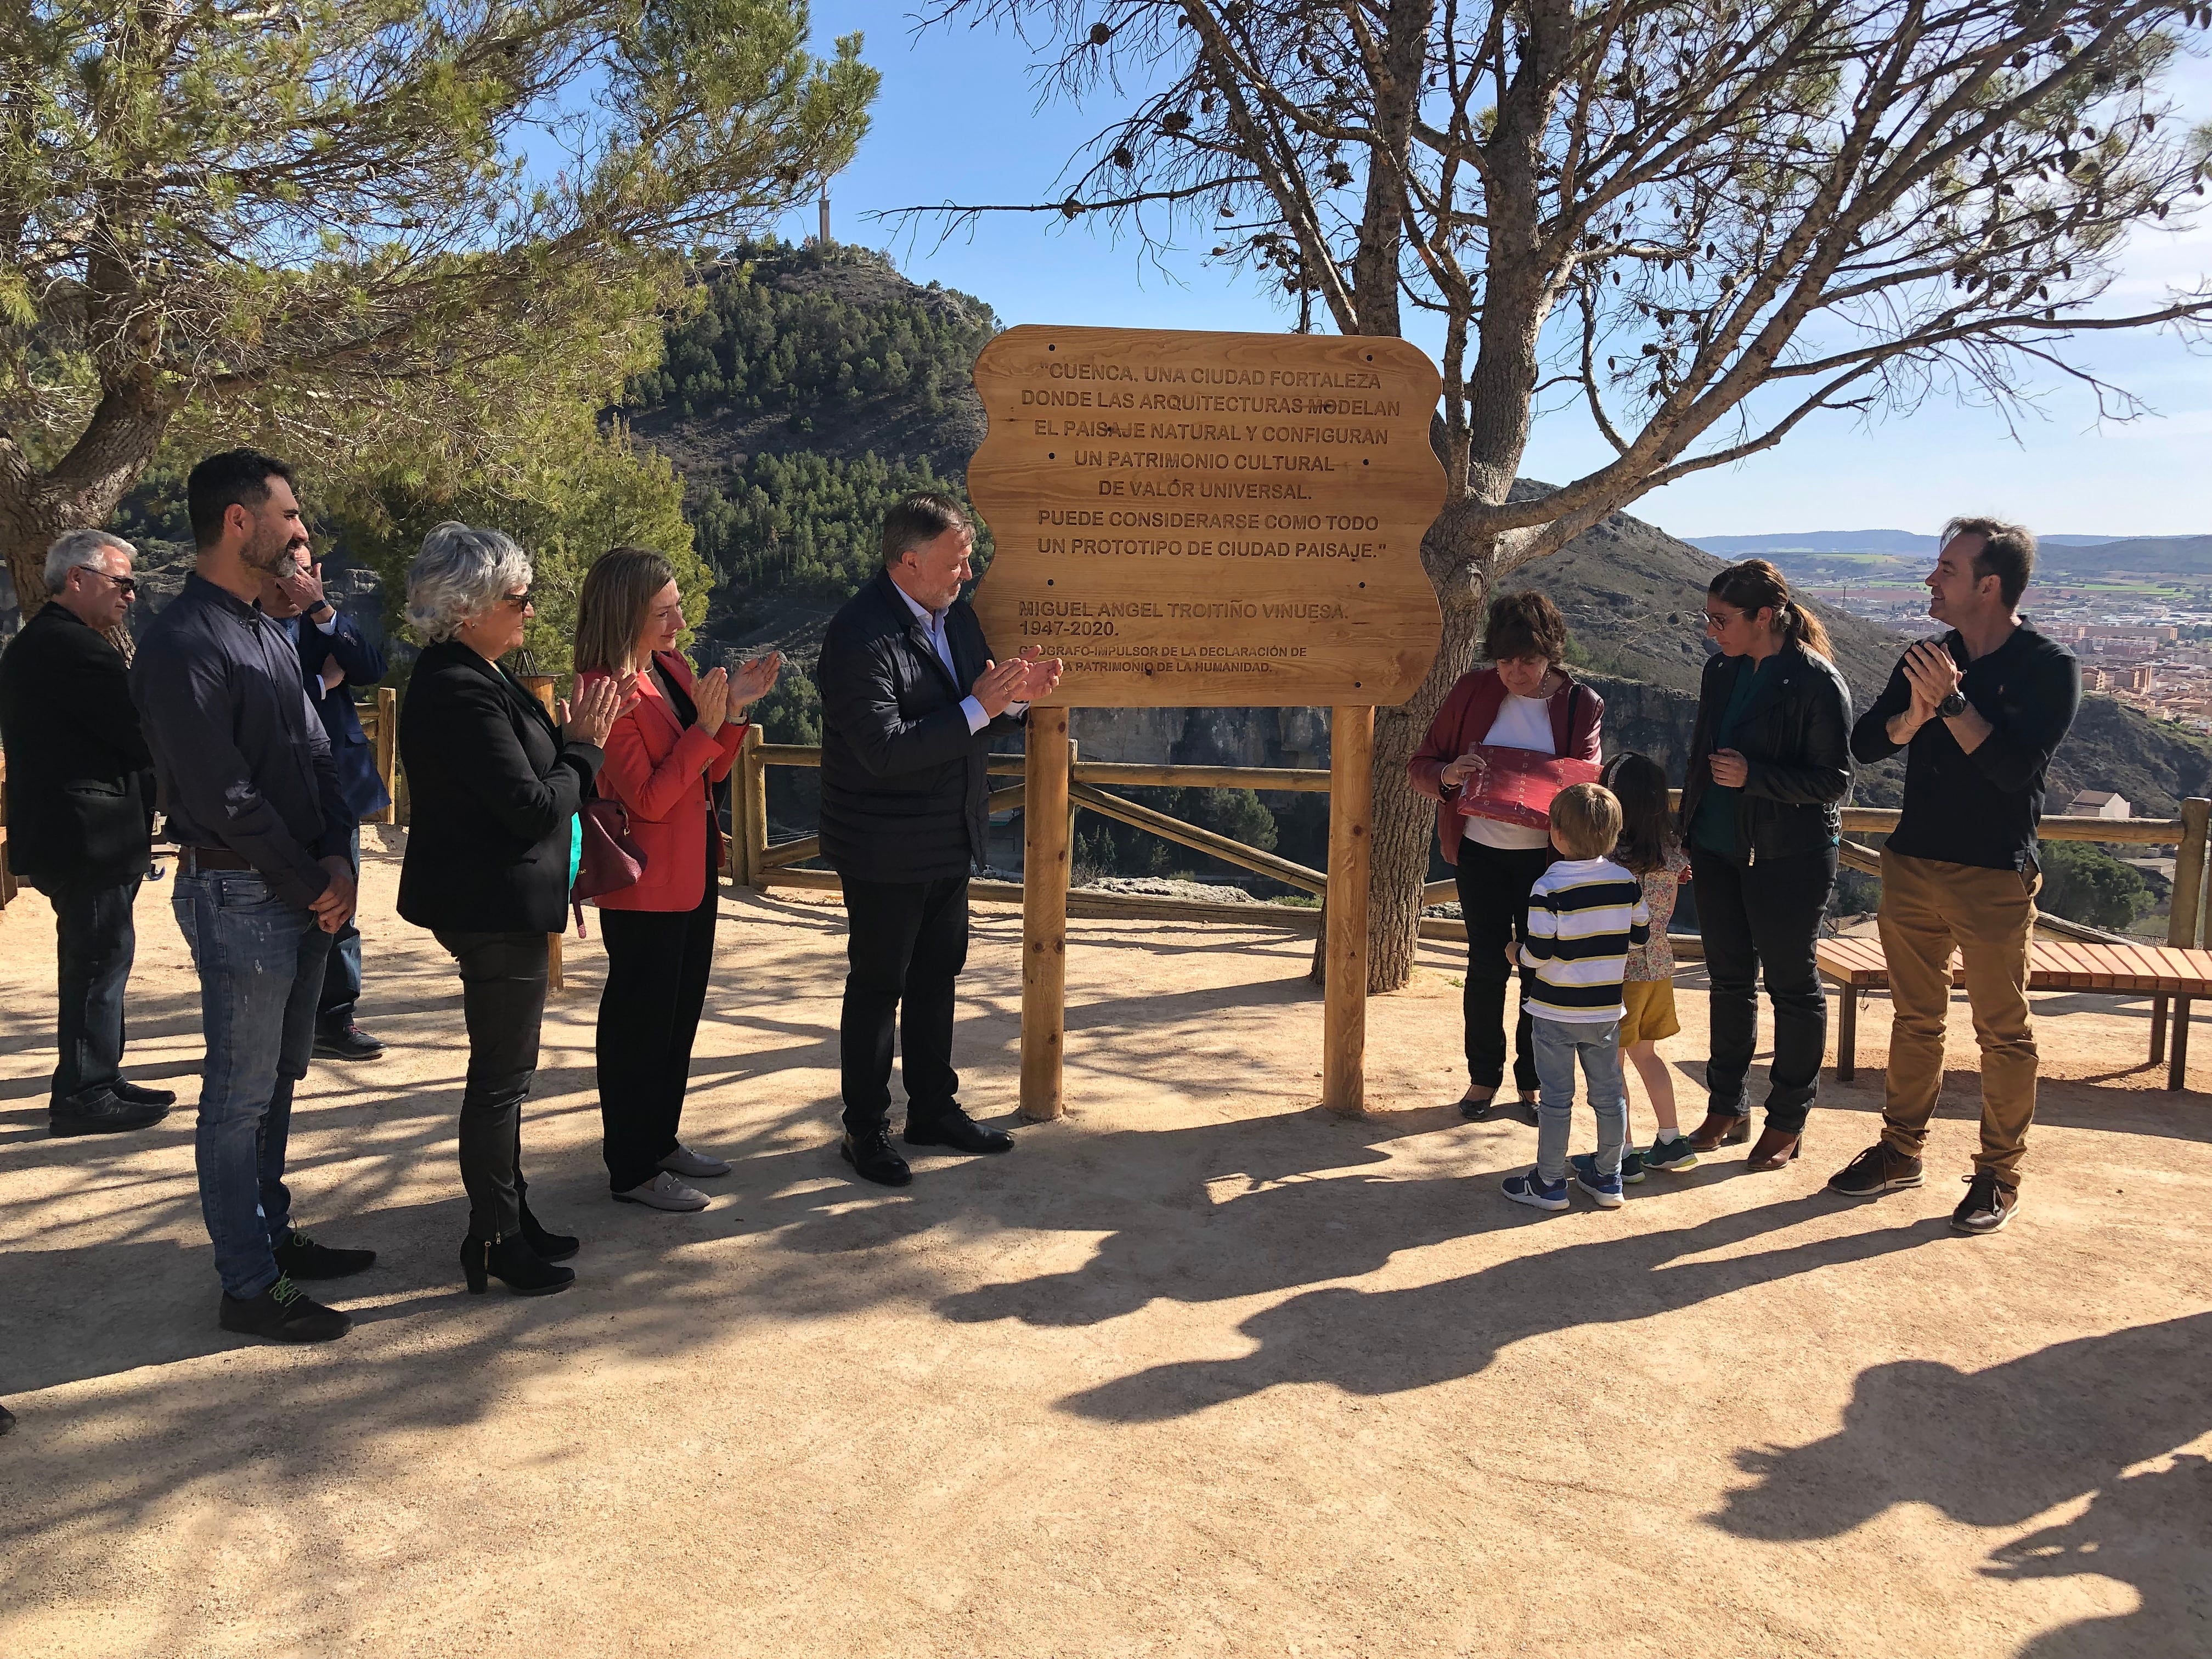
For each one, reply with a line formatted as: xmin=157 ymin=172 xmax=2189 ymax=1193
xmin=722 ymin=728 xmax=2212 ymax=1038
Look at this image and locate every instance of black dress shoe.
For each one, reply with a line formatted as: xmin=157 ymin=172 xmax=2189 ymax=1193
xmin=314 ymin=1024 xmax=385 ymax=1061
xmin=519 ymin=1201 xmax=580 ymax=1263
xmin=48 ymin=1087 xmax=167 ymax=1137
xmin=840 ymin=1129 xmax=913 ymax=1187
xmin=0 ymin=1400 xmax=14 ymax=1436
xmin=904 ymin=1107 xmax=1014 ymax=1156
xmin=273 ymin=1229 xmax=377 ymax=1280
xmin=110 ymin=1079 xmax=178 ymax=1108
xmin=461 ymin=1233 xmax=574 ymax=1296
xmin=219 ymin=1276 xmax=352 ymax=1342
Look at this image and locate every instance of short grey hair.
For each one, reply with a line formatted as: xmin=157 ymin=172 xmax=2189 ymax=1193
xmin=405 ymin=521 xmax=533 ymax=642
xmin=45 ymin=528 xmax=134 ymax=591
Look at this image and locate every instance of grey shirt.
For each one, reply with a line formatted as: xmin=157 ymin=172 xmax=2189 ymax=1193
xmin=132 ymin=572 xmax=351 ymax=907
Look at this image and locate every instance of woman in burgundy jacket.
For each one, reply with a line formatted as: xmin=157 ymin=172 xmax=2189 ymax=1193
xmin=574 ymin=547 xmax=778 ymax=1212
xmin=1408 ymin=591 xmax=1603 ymax=1119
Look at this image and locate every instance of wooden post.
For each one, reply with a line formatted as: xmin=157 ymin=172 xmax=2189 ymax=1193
xmin=1020 ymin=708 xmax=1073 ymax=1121
xmin=741 ymin=723 xmax=769 ymax=889
xmin=2154 ymin=798 xmax=2211 ymax=1064
xmin=374 ymin=685 xmax=398 ymax=825
xmin=1323 ymin=706 xmax=1375 ymax=1115
xmin=516 ymin=673 xmax=566 ymax=991
xmin=731 ymin=724 xmax=762 ymax=891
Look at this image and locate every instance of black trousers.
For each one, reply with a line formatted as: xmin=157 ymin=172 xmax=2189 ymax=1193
xmin=838 ymin=873 xmax=969 ymax=1135
xmin=596 ymin=878 xmax=718 ymax=1192
xmin=433 ymin=929 xmax=549 ymax=1238
xmin=1454 ymin=840 xmax=1555 ymax=1094
xmin=1691 ymin=843 xmax=1838 ymax=1134
xmin=34 ymin=876 xmax=141 ymax=1104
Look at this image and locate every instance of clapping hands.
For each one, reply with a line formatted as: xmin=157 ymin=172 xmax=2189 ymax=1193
xmin=971 ymin=646 xmax=1063 ymax=718
xmin=560 ymin=671 xmax=639 ymax=748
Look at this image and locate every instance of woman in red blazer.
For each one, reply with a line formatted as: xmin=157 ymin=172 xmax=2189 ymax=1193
xmin=574 ymin=547 xmax=779 ymax=1212
xmin=1409 ymin=591 xmax=1603 ymax=1120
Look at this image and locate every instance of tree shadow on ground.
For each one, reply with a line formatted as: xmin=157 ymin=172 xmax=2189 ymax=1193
xmin=1714 ymin=1313 xmax=2212 ymax=1658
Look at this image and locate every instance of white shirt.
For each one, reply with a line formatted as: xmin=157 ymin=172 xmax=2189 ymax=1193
xmin=891 ymin=581 xmax=1025 ymax=733
xmin=1461 ymin=693 xmax=1556 ymax=851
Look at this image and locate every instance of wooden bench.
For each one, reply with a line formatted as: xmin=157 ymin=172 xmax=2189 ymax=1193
xmin=1818 ymin=935 xmax=2212 ymax=1091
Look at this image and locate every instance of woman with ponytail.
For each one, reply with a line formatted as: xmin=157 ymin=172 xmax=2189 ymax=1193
xmin=1679 ymin=561 xmax=1853 ymax=1171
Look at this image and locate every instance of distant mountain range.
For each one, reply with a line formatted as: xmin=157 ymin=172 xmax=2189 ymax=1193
xmin=1691 ymin=530 xmax=2212 ymax=575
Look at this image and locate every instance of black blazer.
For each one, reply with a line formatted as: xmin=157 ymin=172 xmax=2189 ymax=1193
xmin=0 ymin=603 xmax=155 ymax=886
xmin=397 ymin=640 xmax=603 ymax=933
xmin=817 ymin=569 xmax=1015 ymax=884
xmin=1679 ymin=639 xmax=1853 ymax=864
xmin=294 ymin=611 xmax=391 ymax=819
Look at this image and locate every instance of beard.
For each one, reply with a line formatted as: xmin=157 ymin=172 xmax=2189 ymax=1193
xmin=243 ymin=521 xmax=304 ymax=577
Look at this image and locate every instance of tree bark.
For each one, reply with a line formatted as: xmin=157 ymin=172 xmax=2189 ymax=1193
xmin=0 ymin=380 xmax=177 ymax=620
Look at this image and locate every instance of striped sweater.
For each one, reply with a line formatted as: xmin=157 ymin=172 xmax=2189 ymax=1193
xmin=1517 ymin=856 xmax=1651 ymax=1023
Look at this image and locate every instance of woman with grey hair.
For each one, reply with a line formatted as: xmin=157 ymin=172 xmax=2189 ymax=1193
xmin=396 ymin=522 xmax=635 ymax=1295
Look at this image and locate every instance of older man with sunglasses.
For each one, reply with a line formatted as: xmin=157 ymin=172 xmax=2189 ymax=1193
xmin=0 ymin=529 xmax=172 ymax=1136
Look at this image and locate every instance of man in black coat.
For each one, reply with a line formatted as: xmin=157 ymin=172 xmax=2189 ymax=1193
xmin=259 ymin=551 xmax=390 ymax=1060
xmin=818 ymin=491 xmax=1060 ymax=1186
xmin=0 ymin=529 xmax=172 ymax=1135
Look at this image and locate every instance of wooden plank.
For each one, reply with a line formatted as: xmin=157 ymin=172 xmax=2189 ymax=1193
xmin=966 ymin=326 xmax=1446 ymax=708
xmin=1020 ymin=711 xmax=1073 ymax=1122
xmin=1069 ymin=781 xmax=1328 ymax=894
xmin=1074 ymin=761 xmax=1331 ymax=792
xmin=1322 ymin=706 xmax=1374 ymax=1115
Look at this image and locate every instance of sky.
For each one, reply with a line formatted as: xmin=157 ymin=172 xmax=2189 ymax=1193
xmin=775 ymin=7 xmax=2211 ymax=543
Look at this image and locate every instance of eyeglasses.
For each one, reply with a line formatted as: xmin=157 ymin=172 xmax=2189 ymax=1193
xmin=1702 ymin=609 xmax=1737 ymax=629
xmin=81 ymin=568 xmax=137 ymax=598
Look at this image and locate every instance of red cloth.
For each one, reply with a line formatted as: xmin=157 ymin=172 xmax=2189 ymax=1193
xmin=1407 ymin=667 xmax=1605 ymax=866
xmin=582 ymin=651 xmax=746 ymax=913
xmin=1453 ymin=744 xmax=1602 ymax=830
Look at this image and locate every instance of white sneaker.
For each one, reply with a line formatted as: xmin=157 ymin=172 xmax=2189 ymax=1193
xmin=613 ymin=1171 xmax=709 ymax=1212
xmin=658 ymin=1143 xmax=731 ymax=1179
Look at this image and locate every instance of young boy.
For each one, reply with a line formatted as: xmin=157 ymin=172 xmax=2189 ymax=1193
xmin=1502 ymin=783 xmax=1650 ymax=1212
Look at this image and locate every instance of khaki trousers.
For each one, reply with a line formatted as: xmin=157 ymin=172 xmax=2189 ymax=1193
xmin=1877 ymin=850 xmax=2041 ymax=1188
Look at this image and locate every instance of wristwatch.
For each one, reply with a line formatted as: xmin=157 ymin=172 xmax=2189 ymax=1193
xmin=1936 ymin=689 xmax=1968 ymax=719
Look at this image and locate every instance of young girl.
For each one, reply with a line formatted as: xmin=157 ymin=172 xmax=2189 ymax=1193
xmin=1596 ymin=753 xmax=1698 ymax=1176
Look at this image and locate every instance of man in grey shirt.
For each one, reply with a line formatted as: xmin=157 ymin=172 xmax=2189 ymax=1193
xmin=132 ymin=449 xmax=375 ymax=1342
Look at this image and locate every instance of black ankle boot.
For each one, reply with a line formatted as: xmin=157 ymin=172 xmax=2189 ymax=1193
xmin=518 ymin=1201 xmax=579 ymax=1262
xmin=461 ymin=1233 xmax=574 ymax=1296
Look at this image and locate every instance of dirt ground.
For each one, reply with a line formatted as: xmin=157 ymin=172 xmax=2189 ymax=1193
xmin=2 ymin=838 xmax=2208 ymax=1658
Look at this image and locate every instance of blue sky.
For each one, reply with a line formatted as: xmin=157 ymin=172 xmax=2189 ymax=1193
xmin=776 ymin=7 xmax=2211 ymax=542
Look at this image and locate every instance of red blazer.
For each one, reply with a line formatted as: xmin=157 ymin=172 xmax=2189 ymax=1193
xmin=1407 ymin=667 xmax=1604 ymax=866
xmin=582 ymin=651 xmax=747 ymax=913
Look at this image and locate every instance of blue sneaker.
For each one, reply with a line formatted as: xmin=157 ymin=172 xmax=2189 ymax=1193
xmin=1571 ymin=1150 xmax=1643 ymax=1190
xmin=1572 ymin=1163 xmax=1626 ymax=1209
xmin=1503 ymin=1168 xmax=1568 ymax=1211
xmin=1644 ymin=1135 xmax=1700 ymax=1172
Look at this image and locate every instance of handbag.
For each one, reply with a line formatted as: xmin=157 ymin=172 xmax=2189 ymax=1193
xmin=571 ymin=787 xmax=645 ymax=934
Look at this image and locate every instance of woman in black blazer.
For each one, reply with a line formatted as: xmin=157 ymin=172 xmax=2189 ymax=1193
xmin=397 ymin=522 xmax=631 ymax=1295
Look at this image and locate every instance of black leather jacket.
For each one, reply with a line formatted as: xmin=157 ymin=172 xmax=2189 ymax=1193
xmin=1679 ymin=640 xmax=1854 ymax=864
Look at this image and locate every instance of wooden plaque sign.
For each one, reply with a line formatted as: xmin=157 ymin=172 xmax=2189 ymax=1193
xmin=967 ymin=326 xmax=1446 ymax=707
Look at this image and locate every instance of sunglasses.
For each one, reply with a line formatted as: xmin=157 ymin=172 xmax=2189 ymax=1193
xmin=83 ymin=568 xmax=138 ymax=597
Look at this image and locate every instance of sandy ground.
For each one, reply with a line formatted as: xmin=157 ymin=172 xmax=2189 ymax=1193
xmin=2 ymin=838 xmax=2208 ymax=1659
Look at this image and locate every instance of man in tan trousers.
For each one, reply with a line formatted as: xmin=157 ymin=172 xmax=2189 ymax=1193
xmin=1830 ymin=518 xmax=2081 ymax=1233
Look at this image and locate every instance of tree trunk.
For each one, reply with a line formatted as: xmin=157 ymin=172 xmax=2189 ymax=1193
xmin=0 ymin=381 xmax=176 ymax=621
xmin=1366 ymin=590 xmax=1487 ymax=989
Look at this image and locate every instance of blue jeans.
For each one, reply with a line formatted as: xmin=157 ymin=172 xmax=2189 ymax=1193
xmin=317 ymin=821 xmax=363 ymax=1031
xmin=173 ymin=870 xmax=332 ymax=1300
xmin=1532 ymin=1015 xmax=1627 ymax=1184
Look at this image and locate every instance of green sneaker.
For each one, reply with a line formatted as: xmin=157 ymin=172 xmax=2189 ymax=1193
xmin=1644 ymin=1135 xmax=1700 ymax=1172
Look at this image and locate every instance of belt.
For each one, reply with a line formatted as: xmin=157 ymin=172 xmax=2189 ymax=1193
xmin=177 ymin=845 xmax=256 ymax=874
